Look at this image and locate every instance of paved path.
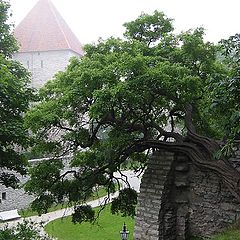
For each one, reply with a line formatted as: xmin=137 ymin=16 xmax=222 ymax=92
xmin=0 ymin=170 xmax=141 ymax=232
xmin=114 ymin=170 xmax=142 ymax=192
xmin=0 ymin=192 xmax=120 ymax=239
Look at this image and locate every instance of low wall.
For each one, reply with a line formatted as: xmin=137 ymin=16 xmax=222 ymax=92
xmin=134 ymin=145 xmax=240 ymax=239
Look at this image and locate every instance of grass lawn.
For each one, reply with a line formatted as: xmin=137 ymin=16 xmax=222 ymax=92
xmin=190 ymin=231 xmax=240 ymax=240
xmin=211 ymin=229 xmax=240 ymax=240
xmin=45 ymin=206 xmax=240 ymax=240
xmin=191 ymin=220 xmax=240 ymax=240
xmin=211 ymin=220 xmax=240 ymax=240
xmin=45 ymin=205 xmax=134 ymax=240
xmin=191 ymin=229 xmax=240 ymax=240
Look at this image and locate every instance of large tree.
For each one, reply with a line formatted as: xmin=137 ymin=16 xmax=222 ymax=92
xmin=0 ymin=0 xmax=33 ymax=187
xmin=25 ymin=11 xmax=240 ymax=219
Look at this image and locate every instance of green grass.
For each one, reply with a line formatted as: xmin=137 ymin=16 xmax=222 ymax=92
xmin=20 ymin=186 xmax=112 ymax=218
xmin=45 ymin=207 xmax=240 ymax=240
xmin=190 ymin=230 xmax=240 ymax=240
xmin=45 ymin=205 xmax=134 ymax=240
xmin=210 ymin=222 xmax=240 ymax=240
xmin=211 ymin=230 xmax=240 ymax=240
xmin=210 ymin=219 xmax=240 ymax=240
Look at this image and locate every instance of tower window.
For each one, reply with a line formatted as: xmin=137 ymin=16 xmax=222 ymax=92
xmin=41 ymin=60 xmax=43 ymax=68
xmin=38 ymin=52 xmax=40 ymax=55
xmin=2 ymin=192 xmax=6 ymax=200
xmin=27 ymin=60 xmax=30 ymax=69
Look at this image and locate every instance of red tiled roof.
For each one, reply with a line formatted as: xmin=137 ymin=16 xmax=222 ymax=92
xmin=14 ymin=0 xmax=84 ymax=55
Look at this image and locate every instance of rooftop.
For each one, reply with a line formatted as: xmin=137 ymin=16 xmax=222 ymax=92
xmin=14 ymin=0 xmax=84 ymax=55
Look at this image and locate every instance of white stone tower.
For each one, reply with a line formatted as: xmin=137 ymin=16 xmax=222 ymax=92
xmin=13 ymin=0 xmax=84 ymax=89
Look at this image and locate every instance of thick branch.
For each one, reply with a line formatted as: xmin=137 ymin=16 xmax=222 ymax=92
xmin=184 ymin=103 xmax=220 ymax=156
xmin=137 ymin=139 xmax=240 ymax=201
xmin=151 ymin=121 xmax=183 ymax=143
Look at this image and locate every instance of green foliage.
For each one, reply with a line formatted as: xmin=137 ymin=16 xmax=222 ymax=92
xmin=20 ymin=185 xmax=112 ymax=218
xmin=111 ymin=188 xmax=138 ymax=217
xmin=0 ymin=56 xmax=32 ymax=186
xmin=0 ymin=220 xmax=52 ymax=240
xmin=25 ymin=160 xmax=64 ymax=195
xmin=0 ymin=0 xmax=18 ymax=57
xmin=72 ymin=205 xmax=95 ymax=224
xmin=123 ymin=10 xmax=173 ymax=45
xmin=0 ymin=0 xmax=33 ymax=187
xmin=24 ymin=160 xmax=71 ymax=214
xmin=209 ymin=34 xmax=240 ymax=141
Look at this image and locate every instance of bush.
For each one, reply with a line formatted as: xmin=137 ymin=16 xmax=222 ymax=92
xmin=0 ymin=220 xmax=52 ymax=240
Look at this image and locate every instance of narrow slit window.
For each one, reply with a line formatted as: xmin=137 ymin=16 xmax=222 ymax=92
xmin=2 ymin=192 xmax=6 ymax=200
xmin=27 ymin=60 xmax=30 ymax=69
xmin=41 ymin=60 xmax=43 ymax=68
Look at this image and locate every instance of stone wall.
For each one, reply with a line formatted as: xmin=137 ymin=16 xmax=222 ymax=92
xmin=0 ymin=156 xmax=72 ymax=212
xmin=13 ymin=49 xmax=80 ymax=89
xmin=135 ymin=146 xmax=240 ymax=239
xmin=134 ymin=151 xmax=176 ymax=240
xmin=188 ymin=166 xmax=239 ymax=237
xmin=0 ymin=174 xmax=35 ymax=212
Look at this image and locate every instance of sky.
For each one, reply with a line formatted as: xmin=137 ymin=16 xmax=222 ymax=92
xmin=9 ymin=0 xmax=240 ymax=45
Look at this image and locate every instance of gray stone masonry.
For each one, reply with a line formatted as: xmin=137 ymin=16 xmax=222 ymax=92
xmin=0 ymin=156 xmax=72 ymax=212
xmin=0 ymin=174 xmax=35 ymax=212
xmin=13 ymin=50 xmax=80 ymax=89
xmin=134 ymin=144 xmax=240 ymax=239
xmin=134 ymin=151 xmax=175 ymax=240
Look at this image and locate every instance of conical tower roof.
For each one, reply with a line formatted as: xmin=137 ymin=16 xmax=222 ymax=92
xmin=14 ymin=0 xmax=84 ymax=55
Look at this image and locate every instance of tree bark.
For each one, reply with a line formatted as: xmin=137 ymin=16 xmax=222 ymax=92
xmin=138 ymin=137 xmax=240 ymax=201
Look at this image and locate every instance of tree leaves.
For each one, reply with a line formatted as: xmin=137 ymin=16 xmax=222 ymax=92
xmin=72 ymin=205 xmax=95 ymax=224
xmin=111 ymin=188 xmax=138 ymax=218
xmin=124 ymin=11 xmax=173 ymax=46
xmin=0 ymin=0 xmax=18 ymax=57
xmin=0 ymin=1 xmax=33 ymax=187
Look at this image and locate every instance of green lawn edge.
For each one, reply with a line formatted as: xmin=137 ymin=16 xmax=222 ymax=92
xmin=44 ymin=205 xmax=134 ymax=240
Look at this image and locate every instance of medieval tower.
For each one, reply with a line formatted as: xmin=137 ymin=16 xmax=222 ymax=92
xmin=13 ymin=0 xmax=84 ymax=89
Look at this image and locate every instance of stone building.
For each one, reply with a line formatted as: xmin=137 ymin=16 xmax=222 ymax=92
xmin=13 ymin=0 xmax=84 ymax=89
xmin=0 ymin=0 xmax=83 ymax=212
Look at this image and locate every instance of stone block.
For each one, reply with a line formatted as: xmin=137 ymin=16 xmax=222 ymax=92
xmin=175 ymin=164 xmax=189 ymax=172
xmin=175 ymin=181 xmax=190 ymax=187
xmin=175 ymin=193 xmax=189 ymax=204
xmin=220 ymin=202 xmax=234 ymax=211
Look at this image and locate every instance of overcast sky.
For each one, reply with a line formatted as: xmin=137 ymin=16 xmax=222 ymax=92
xmin=9 ymin=0 xmax=240 ymax=44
